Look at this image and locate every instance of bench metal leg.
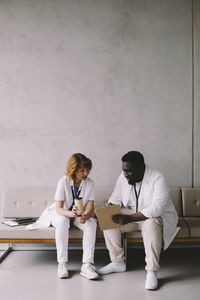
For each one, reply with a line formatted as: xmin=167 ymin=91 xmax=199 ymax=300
xmin=122 ymin=233 xmax=127 ymax=267
xmin=0 ymin=244 xmax=12 ymax=263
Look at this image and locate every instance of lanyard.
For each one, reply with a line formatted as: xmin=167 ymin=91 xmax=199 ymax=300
xmin=71 ymin=184 xmax=82 ymax=200
xmin=133 ymin=182 xmax=142 ymax=212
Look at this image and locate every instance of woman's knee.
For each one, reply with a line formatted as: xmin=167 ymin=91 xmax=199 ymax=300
xmin=53 ymin=215 xmax=70 ymax=229
xmin=83 ymin=217 xmax=97 ymax=232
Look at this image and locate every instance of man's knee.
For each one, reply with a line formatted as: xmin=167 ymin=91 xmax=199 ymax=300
xmin=103 ymin=228 xmax=121 ymax=239
xmin=142 ymin=217 xmax=163 ymax=234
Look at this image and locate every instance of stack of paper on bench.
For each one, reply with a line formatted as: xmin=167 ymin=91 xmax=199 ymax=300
xmin=1 ymin=217 xmax=38 ymax=227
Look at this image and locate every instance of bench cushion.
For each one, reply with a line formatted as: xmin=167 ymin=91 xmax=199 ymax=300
xmin=0 ymin=222 xmax=105 ymax=240
xmin=1 ymin=187 xmax=180 ymax=216
xmin=182 ymin=188 xmax=200 ymax=217
xmin=0 ymin=223 xmax=84 ymax=239
xmin=126 ymin=231 xmax=143 ymax=239
xmin=170 ymin=188 xmax=182 ymax=217
xmin=1 ymin=189 xmax=55 ymax=218
xmin=95 ymin=188 xmax=112 ymax=208
xmin=176 ymin=217 xmax=190 ymax=238
xmin=184 ymin=217 xmax=200 ymax=237
xmin=1 ymin=188 xmax=111 ymax=218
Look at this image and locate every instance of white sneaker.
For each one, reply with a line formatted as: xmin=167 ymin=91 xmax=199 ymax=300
xmin=80 ymin=263 xmax=99 ymax=280
xmin=145 ymin=271 xmax=158 ymax=290
xmin=57 ymin=262 xmax=69 ymax=279
xmin=97 ymin=261 xmax=126 ymax=275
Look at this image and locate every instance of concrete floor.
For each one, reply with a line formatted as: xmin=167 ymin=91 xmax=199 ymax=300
xmin=0 ymin=247 xmax=200 ymax=300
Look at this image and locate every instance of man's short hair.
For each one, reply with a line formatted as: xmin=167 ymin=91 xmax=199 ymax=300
xmin=122 ymin=151 xmax=145 ymax=166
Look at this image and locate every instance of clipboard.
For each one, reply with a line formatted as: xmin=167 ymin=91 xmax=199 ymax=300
xmin=95 ymin=205 xmax=121 ymax=231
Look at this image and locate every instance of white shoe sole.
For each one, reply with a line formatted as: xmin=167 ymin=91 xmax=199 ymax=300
xmin=145 ymin=279 xmax=158 ymax=289
xmin=98 ymin=266 xmax=126 ymax=275
xmin=145 ymin=285 xmax=158 ymax=290
xmin=80 ymin=272 xmax=99 ymax=280
xmin=58 ymin=273 xmax=69 ymax=279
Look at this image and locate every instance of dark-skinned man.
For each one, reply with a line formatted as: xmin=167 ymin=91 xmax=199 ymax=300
xmin=98 ymin=151 xmax=179 ymax=290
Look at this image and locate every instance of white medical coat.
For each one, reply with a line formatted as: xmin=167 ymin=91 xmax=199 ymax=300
xmin=108 ymin=166 xmax=180 ymax=250
xmin=27 ymin=176 xmax=95 ymax=230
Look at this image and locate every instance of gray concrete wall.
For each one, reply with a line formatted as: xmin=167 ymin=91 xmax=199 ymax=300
xmin=194 ymin=0 xmax=200 ymax=186
xmin=0 ymin=0 xmax=196 ymax=189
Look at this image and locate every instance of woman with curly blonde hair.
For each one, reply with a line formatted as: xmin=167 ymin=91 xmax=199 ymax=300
xmin=51 ymin=153 xmax=98 ymax=279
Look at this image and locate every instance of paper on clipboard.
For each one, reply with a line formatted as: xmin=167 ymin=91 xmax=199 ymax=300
xmin=95 ymin=205 xmax=121 ymax=231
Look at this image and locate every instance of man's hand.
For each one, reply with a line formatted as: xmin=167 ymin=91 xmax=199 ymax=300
xmin=112 ymin=214 xmax=133 ymax=225
xmin=112 ymin=212 xmax=148 ymax=224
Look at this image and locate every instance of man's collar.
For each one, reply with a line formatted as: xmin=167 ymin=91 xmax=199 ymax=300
xmin=142 ymin=166 xmax=152 ymax=183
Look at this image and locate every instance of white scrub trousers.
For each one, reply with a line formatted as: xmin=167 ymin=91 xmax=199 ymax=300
xmin=51 ymin=213 xmax=97 ymax=264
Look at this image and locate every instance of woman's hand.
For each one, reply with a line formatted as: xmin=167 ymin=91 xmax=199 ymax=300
xmin=72 ymin=205 xmax=78 ymax=215
xmin=65 ymin=205 xmax=78 ymax=218
xmin=66 ymin=210 xmax=77 ymax=218
xmin=79 ymin=214 xmax=88 ymax=224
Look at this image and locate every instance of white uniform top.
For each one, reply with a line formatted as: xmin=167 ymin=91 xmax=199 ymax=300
xmin=27 ymin=176 xmax=95 ymax=230
xmin=54 ymin=176 xmax=95 ymax=209
xmin=108 ymin=166 xmax=180 ymax=250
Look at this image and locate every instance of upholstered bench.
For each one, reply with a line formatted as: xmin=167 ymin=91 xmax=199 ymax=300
xmin=0 ymin=187 xmax=200 ymax=263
